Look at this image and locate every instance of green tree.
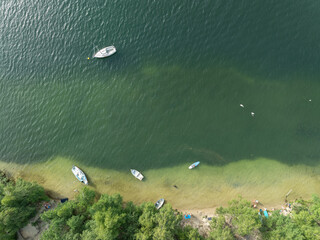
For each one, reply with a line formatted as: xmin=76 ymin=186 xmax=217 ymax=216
xmin=260 ymin=210 xmax=304 ymax=240
xmin=291 ymin=195 xmax=320 ymax=239
xmin=226 ymin=196 xmax=261 ymax=236
xmin=41 ymin=201 xmax=76 ymax=239
xmin=135 ymin=203 xmax=182 ymax=240
xmin=135 ymin=202 xmax=157 ymax=240
xmin=209 ymin=215 xmax=234 ymax=240
xmin=0 ymin=179 xmax=48 ymax=240
xmin=67 ymin=215 xmax=86 ymax=233
xmin=40 ymin=218 xmax=69 ymax=240
xmin=0 ymin=171 xmax=11 ymax=185
xmin=208 ymin=196 xmax=261 ymax=239
xmin=76 ymin=187 xmax=96 ymax=210
xmin=89 ymin=193 xmax=123 ymax=214
xmin=41 ymin=187 xmax=95 ymax=240
xmin=1 ymin=179 xmax=48 ymax=207
xmin=259 ymin=196 xmax=320 ymax=239
xmin=81 ymin=221 xmax=98 ymax=240
xmin=84 ymin=193 xmax=127 ymax=240
xmin=176 ymin=226 xmax=204 ymax=240
xmin=91 ymin=208 xmax=126 ymax=239
xmin=153 ymin=204 xmax=181 ymax=240
xmin=122 ymin=201 xmax=142 ymax=239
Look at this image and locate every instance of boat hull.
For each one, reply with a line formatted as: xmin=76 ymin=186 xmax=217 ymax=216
xmin=155 ymin=198 xmax=165 ymax=209
xmin=188 ymin=161 xmax=200 ymax=169
xmin=93 ymin=46 xmax=116 ymax=58
xmin=130 ymin=169 xmax=144 ymax=180
xmin=72 ymin=166 xmax=88 ymax=185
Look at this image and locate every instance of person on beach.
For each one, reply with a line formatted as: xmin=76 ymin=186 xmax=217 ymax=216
xmin=44 ymin=203 xmax=51 ymax=209
xmin=252 ymin=199 xmax=259 ymax=208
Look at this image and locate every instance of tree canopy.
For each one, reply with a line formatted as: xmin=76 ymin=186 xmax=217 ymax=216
xmin=41 ymin=188 xmax=200 ymax=240
xmin=209 ymin=195 xmax=320 ymax=240
xmin=0 ymin=175 xmax=48 ymax=240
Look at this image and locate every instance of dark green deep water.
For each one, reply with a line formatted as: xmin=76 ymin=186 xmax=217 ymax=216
xmin=1 ymin=0 xmax=320 ymax=171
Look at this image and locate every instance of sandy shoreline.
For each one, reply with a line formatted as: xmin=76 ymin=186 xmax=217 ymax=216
xmin=3 ymin=160 xmax=302 ymax=239
xmin=1 ymin=156 xmax=319 ymax=212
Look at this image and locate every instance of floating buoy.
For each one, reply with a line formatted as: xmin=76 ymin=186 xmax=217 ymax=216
xmin=87 ymin=57 xmax=90 ymax=60
xmin=309 ymin=99 xmax=312 ymax=102
xmin=251 ymin=112 xmax=255 ymax=117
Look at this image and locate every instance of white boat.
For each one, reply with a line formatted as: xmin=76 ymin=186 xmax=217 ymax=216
xmin=93 ymin=46 xmax=116 ymax=58
xmin=72 ymin=166 xmax=88 ymax=185
xmin=188 ymin=161 xmax=200 ymax=169
xmin=130 ymin=169 xmax=144 ymax=181
xmin=155 ymin=198 xmax=165 ymax=210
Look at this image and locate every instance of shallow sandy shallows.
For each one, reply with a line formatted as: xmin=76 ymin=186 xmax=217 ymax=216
xmin=1 ymin=156 xmax=319 ymax=211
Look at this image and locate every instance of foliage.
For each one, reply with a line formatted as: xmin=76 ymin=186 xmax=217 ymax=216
xmin=0 ymin=178 xmax=48 ymax=240
xmin=0 ymin=170 xmax=11 ymax=185
xmin=208 ymin=215 xmax=234 ymax=240
xmin=225 ymin=196 xmax=261 ymax=236
xmin=291 ymin=195 xmax=320 ymax=239
xmin=215 ymin=206 xmax=226 ymax=215
xmin=258 ymin=195 xmax=320 ymax=240
xmin=260 ymin=210 xmax=304 ymax=240
xmin=76 ymin=187 xmax=96 ymax=208
xmin=134 ymin=203 xmax=182 ymax=240
xmin=85 ymin=194 xmax=127 ymax=240
xmin=151 ymin=204 xmax=182 ymax=240
xmin=176 ymin=226 xmax=204 ymax=240
xmin=40 ymin=188 xmax=194 ymax=240
xmin=135 ymin=202 xmax=157 ymax=240
xmin=122 ymin=201 xmax=142 ymax=239
xmin=41 ymin=187 xmax=95 ymax=240
xmin=209 ymin=195 xmax=261 ymax=238
xmin=209 ymin=195 xmax=320 ymax=240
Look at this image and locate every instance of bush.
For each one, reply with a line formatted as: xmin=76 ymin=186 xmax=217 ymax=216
xmin=40 ymin=189 xmax=198 ymax=240
xmin=41 ymin=187 xmax=95 ymax=240
xmin=208 ymin=196 xmax=261 ymax=238
xmin=0 ymin=178 xmax=48 ymax=240
xmin=209 ymin=215 xmax=234 ymax=240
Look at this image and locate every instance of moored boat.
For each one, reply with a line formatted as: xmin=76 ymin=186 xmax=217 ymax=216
xmin=130 ymin=169 xmax=144 ymax=180
xmin=93 ymin=46 xmax=116 ymax=58
xmin=72 ymin=165 xmax=88 ymax=185
xmin=155 ymin=198 xmax=165 ymax=210
xmin=188 ymin=161 xmax=200 ymax=169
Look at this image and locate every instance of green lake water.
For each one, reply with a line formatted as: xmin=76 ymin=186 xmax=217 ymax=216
xmin=0 ymin=0 xmax=320 ymax=208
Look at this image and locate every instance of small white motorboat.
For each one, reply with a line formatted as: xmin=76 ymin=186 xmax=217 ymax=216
xmin=130 ymin=169 xmax=144 ymax=181
xmin=188 ymin=161 xmax=200 ymax=170
xmin=93 ymin=46 xmax=116 ymax=58
xmin=155 ymin=198 xmax=165 ymax=210
xmin=72 ymin=165 xmax=88 ymax=185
